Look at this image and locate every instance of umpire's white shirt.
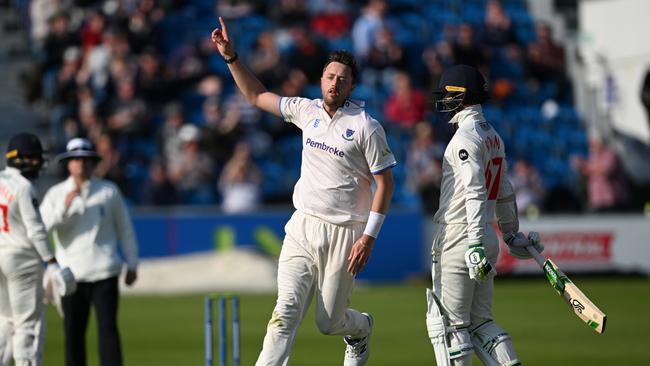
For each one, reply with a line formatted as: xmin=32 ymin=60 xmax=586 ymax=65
xmin=0 ymin=166 xmax=53 ymax=261
xmin=280 ymin=97 xmax=397 ymax=224
xmin=40 ymin=177 xmax=139 ymax=282
xmin=433 ymin=105 xmax=514 ymax=244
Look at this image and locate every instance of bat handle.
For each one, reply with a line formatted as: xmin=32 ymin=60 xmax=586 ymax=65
xmin=526 ymin=245 xmax=547 ymax=267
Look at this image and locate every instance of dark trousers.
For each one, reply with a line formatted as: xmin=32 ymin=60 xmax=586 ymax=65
xmin=62 ymin=276 xmax=123 ymax=366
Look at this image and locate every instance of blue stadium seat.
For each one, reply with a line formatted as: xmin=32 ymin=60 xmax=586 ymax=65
xmin=259 ymin=160 xmax=286 ymax=197
xmin=327 ymin=36 xmax=354 ymax=52
xmin=181 ymin=91 xmax=207 ymax=124
xmin=460 ymin=3 xmax=486 ymax=26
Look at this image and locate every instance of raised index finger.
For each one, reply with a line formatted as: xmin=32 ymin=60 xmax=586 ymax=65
xmin=219 ymin=16 xmax=229 ymax=42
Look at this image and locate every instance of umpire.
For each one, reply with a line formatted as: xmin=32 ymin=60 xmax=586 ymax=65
xmin=39 ymin=138 xmax=139 ymax=366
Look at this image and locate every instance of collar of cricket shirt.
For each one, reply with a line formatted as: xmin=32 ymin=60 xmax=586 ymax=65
xmin=317 ymin=98 xmax=365 ymax=113
xmin=5 ymin=166 xmax=22 ymax=176
xmin=450 ymin=104 xmax=484 ymax=129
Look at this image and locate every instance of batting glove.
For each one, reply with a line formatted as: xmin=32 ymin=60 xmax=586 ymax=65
xmin=527 ymin=231 xmax=544 ymax=254
xmin=504 ymin=231 xmax=544 ymax=259
xmin=464 ymin=244 xmax=496 ymax=283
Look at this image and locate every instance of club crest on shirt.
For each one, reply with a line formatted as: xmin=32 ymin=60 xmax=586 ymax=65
xmin=459 ymin=149 xmax=469 ymax=161
xmin=342 ymin=128 xmax=355 ymax=141
xmin=312 ymin=118 xmax=320 ymax=128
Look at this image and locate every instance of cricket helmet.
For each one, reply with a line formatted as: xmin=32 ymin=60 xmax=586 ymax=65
xmin=5 ymin=132 xmax=46 ymax=179
xmin=432 ymin=64 xmax=488 ymax=116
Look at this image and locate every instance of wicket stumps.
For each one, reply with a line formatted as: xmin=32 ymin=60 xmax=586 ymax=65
xmin=205 ymin=294 xmax=240 ymax=366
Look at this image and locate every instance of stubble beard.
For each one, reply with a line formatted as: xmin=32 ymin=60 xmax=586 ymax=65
xmin=323 ymin=93 xmax=346 ymax=112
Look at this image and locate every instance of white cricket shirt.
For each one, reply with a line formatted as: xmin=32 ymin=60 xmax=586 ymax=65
xmin=0 ymin=167 xmax=53 ymax=261
xmin=40 ymin=177 xmax=139 ymax=282
xmin=433 ymin=105 xmax=515 ymax=244
xmin=280 ymin=97 xmax=397 ymax=224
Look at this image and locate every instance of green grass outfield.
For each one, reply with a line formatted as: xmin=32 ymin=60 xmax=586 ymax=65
xmin=43 ymin=276 xmax=650 ymax=365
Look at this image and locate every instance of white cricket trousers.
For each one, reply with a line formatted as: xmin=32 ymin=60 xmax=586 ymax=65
xmin=430 ymin=223 xmax=499 ymax=328
xmin=256 ymin=211 xmax=371 ymax=366
xmin=0 ymin=248 xmax=45 ymax=366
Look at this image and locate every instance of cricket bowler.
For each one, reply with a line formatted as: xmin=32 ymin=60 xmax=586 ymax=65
xmin=211 ymin=16 xmax=396 ymax=366
xmin=426 ymin=65 xmax=544 ymax=366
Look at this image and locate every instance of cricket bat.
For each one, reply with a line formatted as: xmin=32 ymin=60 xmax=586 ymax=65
xmin=526 ymin=246 xmax=607 ymax=334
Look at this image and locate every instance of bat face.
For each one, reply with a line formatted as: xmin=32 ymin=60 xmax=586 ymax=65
xmin=563 ymin=280 xmax=607 ymax=333
xmin=544 ymin=259 xmax=607 ymax=334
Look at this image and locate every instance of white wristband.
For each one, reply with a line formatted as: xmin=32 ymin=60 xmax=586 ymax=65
xmin=363 ymin=211 xmax=386 ymax=238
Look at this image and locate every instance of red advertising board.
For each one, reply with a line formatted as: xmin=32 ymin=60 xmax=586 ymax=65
xmin=496 ymin=230 xmax=614 ymax=274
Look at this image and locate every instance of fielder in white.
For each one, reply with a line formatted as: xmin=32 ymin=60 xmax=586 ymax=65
xmin=211 ymin=17 xmax=396 ymax=366
xmin=426 ymin=65 xmax=544 ymax=366
xmin=0 ymin=133 xmax=58 ymax=366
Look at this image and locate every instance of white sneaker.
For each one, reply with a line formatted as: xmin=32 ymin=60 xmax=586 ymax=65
xmin=343 ymin=313 xmax=373 ymax=366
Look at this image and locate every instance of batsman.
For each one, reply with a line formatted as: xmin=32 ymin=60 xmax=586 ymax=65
xmin=0 ymin=133 xmax=72 ymax=366
xmin=425 ymin=65 xmax=544 ymax=366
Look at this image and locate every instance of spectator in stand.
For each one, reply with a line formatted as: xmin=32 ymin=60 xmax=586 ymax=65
xmin=433 ymin=25 xmax=456 ymax=68
xmin=287 ymin=25 xmax=329 ymax=84
xmin=420 ymin=47 xmax=444 ymax=96
xmin=126 ymin=0 xmax=163 ymax=53
xmin=481 ymin=0 xmax=517 ymax=49
xmin=93 ymin=132 xmax=128 ymax=195
xmin=571 ymin=135 xmax=629 ymax=212
xmin=452 ymin=23 xmax=487 ymax=70
xmin=509 ymin=159 xmax=545 ymax=216
xmin=25 ymin=9 xmax=78 ymax=102
xmin=265 ymin=69 xmax=308 ymax=141
xmin=526 ymin=21 xmax=566 ymax=84
xmin=202 ymin=96 xmax=244 ymax=165
xmin=106 ymin=78 xmax=149 ymax=138
xmin=77 ymin=89 xmax=104 ymax=142
xmin=79 ymin=9 xmax=105 ymax=53
xmin=250 ymin=30 xmax=286 ymax=86
xmin=308 ymin=0 xmax=350 ymax=40
xmin=108 ymin=56 xmax=136 ymax=87
xmin=218 ymin=142 xmax=263 ymax=214
xmin=29 ymin=0 xmax=67 ymax=48
xmin=363 ymin=26 xmax=406 ymax=90
xmin=220 ymin=91 xmax=271 ymax=156
xmin=167 ymin=124 xmax=216 ymax=204
xmin=48 ymin=46 xmax=82 ymax=146
xmin=197 ymin=74 xmax=224 ymax=101
xmin=134 ymin=48 xmax=168 ymax=106
xmin=406 ymin=121 xmax=444 ymax=214
xmin=104 ymin=27 xmax=132 ymax=62
xmin=79 ymin=28 xmax=130 ymax=106
xmin=384 ymin=71 xmax=427 ymax=131
xmin=352 ymin=0 xmax=387 ymax=63
xmin=217 ymin=0 xmax=265 ymax=18
xmin=142 ymin=158 xmax=180 ymax=206
xmin=157 ymin=102 xmax=186 ymax=163
xmin=51 ymin=46 xmax=82 ymax=106
xmin=268 ymin=0 xmax=309 ymax=28
xmin=42 ymin=10 xmax=78 ymax=70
